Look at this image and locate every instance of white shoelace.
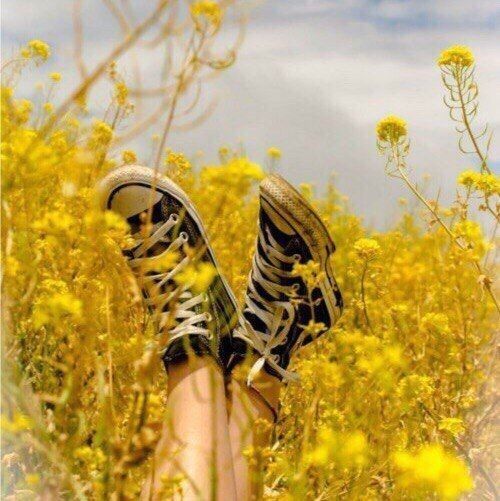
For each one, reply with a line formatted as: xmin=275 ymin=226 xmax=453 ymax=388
xmin=235 ymin=226 xmax=301 ymax=384
xmin=127 ymin=213 xmax=212 ymax=355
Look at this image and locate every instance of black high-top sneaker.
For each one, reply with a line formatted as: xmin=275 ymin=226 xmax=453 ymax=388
xmin=98 ymin=165 xmax=242 ymax=370
xmin=232 ymin=174 xmax=343 ymax=383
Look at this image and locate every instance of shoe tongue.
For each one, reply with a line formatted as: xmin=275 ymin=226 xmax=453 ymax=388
xmin=284 ymin=236 xmax=313 ymax=266
xmin=284 ymin=236 xmax=302 ymax=256
xmin=126 ymin=198 xmax=165 ymax=234
xmin=161 ymin=195 xmax=185 ymax=221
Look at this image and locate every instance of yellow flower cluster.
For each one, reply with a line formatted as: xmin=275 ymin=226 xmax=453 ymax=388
xmin=353 ymin=237 xmax=381 ymax=260
xmin=305 ymin=428 xmax=368 ymax=468
xmin=33 ymin=291 xmax=82 ymax=328
xmin=267 ymin=146 xmax=282 ymax=160
xmin=121 ymin=149 xmax=137 ymax=165
xmin=174 ymin=261 xmax=217 ymax=294
xmin=2 ymin=42 xmax=495 ymax=500
xmin=457 ymin=169 xmax=499 ymax=195
xmin=376 ymin=115 xmax=407 ymax=144
xmin=1 ymin=413 xmax=33 ymax=434
xmin=438 ymin=45 xmax=475 ymax=68
xmin=165 ymin=149 xmax=191 ymax=177
xmin=439 ymin=417 xmax=466 ymax=437
xmin=393 ymin=444 xmax=473 ymax=499
xmin=114 ymin=81 xmax=129 ymax=107
xmin=292 ymin=260 xmax=326 ymax=289
xmin=90 ymin=120 xmax=114 ymax=147
xmin=21 ymin=39 xmax=51 ymax=61
xmin=190 ymin=1 xmax=223 ymax=30
xmin=200 ymin=156 xmax=264 ymax=194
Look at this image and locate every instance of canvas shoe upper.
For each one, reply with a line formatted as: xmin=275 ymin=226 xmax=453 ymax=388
xmin=98 ymin=165 xmax=242 ymax=369
xmin=233 ymin=174 xmax=343 ymax=383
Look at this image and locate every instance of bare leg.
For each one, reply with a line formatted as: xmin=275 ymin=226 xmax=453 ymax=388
xmin=142 ymin=357 xmax=237 ymax=500
xmin=227 ymin=361 xmax=281 ymax=500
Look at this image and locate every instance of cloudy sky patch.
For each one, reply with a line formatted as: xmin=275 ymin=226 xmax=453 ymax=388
xmin=2 ymin=0 xmax=499 ymax=227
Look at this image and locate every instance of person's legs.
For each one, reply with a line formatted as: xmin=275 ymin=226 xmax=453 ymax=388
xmin=226 ymin=362 xmax=281 ymax=501
xmin=98 ymin=167 xmax=343 ymax=500
xmin=225 ymin=173 xmax=344 ymax=499
xmin=98 ymin=166 xmax=245 ymax=499
xmin=142 ymin=356 xmax=237 ymax=500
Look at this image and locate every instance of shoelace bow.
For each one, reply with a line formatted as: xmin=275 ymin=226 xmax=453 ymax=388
xmin=127 ymin=213 xmax=212 ymax=355
xmin=236 ymin=225 xmax=301 ymax=384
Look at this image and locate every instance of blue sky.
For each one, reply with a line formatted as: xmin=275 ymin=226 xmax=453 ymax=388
xmin=2 ymin=0 xmax=499 ymax=227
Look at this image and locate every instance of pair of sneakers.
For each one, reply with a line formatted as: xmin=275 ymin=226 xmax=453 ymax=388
xmin=98 ymin=165 xmax=343 ymax=389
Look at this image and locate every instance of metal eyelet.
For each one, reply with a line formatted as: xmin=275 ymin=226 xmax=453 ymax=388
xmin=291 ymin=283 xmax=301 ymax=292
xmin=202 ymin=292 xmax=209 ymax=303
xmin=205 ymin=312 xmax=212 ymax=322
xmin=170 ymin=213 xmax=179 ymax=223
xmin=293 ymin=254 xmax=301 ymax=262
xmin=180 ymin=231 xmax=189 ymax=242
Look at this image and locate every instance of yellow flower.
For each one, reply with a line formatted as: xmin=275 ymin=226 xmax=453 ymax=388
xmin=33 ymin=292 xmax=82 ymax=328
xmin=439 ymin=417 xmax=465 ymax=437
xmin=174 ymin=261 xmax=217 ymax=294
xmin=4 ymin=256 xmax=20 ymax=277
xmin=43 ymin=102 xmax=54 ymax=114
xmin=25 ymin=473 xmax=40 ymax=486
xmin=165 ymin=150 xmax=191 ymax=173
xmin=15 ymin=99 xmax=33 ymax=124
xmin=457 ymin=169 xmax=480 ymax=188
xmin=438 ymin=45 xmax=475 ymax=68
xmin=354 ymin=238 xmax=381 ymax=260
xmin=49 ymin=72 xmax=62 ymax=82
xmin=74 ymin=446 xmax=93 ymax=462
xmin=140 ymin=250 xmax=180 ymax=273
xmin=301 ymin=320 xmax=327 ymax=339
xmin=122 ymin=149 xmax=137 ymax=164
xmin=376 ymin=115 xmax=407 ymax=144
xmin=90 ymin=120 xmax=113 ymax=147
xmin=456 ymin=219 xmax=483 ymax=238
xmin=267 ymin=146 xmax=282 ymax=160
xmin=292 ymin=260 xmax=325 ymax=289
xmin=114 ymin=81 xmax=129 ymax=106
xmin=103 ymin=211 xmax=129 ymax=233
xmin=396 ymin=374 xmax=434 ymax=403
xmin=1 ymin=412 xmax=33 ymax=433
xmin=23 ymin=39 xmax=51 ymax=61
xmin=33 ymin=211 xmax=76 ymax=235
xmin=306 ymin=428 xmax=368 ymax=469
xmin=218 ymin=146 xmax=230 ymax=158
xmin=393 ymin=444 xmax=473 ymax=500
xmin=201 ymin=157 xmax=264 ymax=193
xmin=421 ymin=312 xmax=451 ymax=337
xmin=73 ymin=445 xmax=106 ymax=470
xmin=473 ymin=172 xmax=500 ymax=196
xmin=190 ymin=1 xmax=223 ymax=30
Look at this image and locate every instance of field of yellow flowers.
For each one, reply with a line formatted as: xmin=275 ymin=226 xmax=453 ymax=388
xmin=1 ymin=2 xmax=498 ymax=499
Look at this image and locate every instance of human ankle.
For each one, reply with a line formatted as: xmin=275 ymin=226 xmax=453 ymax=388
xmin=167 ymin=355 xmax=222 ymax=393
